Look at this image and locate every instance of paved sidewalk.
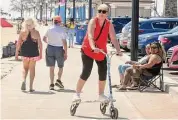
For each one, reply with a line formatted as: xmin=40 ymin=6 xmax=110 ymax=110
xmin=1 ymin=45 xmax=178 ymax=119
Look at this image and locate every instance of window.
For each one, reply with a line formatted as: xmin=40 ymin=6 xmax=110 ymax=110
xmin=152 ymin=22 xmax=170 ymax=29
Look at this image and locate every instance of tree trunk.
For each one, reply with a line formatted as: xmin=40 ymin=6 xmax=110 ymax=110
xmin=164 ymin=0 xmax=177 ymax=17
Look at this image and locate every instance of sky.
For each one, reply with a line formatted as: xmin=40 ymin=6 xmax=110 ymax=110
xmin=0 ymin=0 xmax=11 ymax=12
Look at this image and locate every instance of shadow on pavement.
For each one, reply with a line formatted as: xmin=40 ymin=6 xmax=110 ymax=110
xmin=75 ymin=115 xmax=110 ymax=119
xmin=169 ymin=72 xmax=178 ymax=75
xmin=8 ymin=59 xmax=22 ymax=62
xmin=22 ymin=91 xmax=55 ymax=95
xmin=103 ymin=114 xmax=129 ymax=120
xmin=165 ymin=83 xmax=178 ymax=92
xmin=162 ymin=67 xmax=178 ymax=71
xmin=114 ymin=88 xmax=167 ymax=94
xmin=54 ymin=89 xmax=76 ymax=93
xmin=76 ymin=114 xmax=128 ymax=120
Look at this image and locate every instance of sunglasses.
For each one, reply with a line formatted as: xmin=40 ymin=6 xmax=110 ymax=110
xmin=98 ymin=10 xmax=107 ymax=14
xmin=151 ymin=46 xmax=158 ymax=49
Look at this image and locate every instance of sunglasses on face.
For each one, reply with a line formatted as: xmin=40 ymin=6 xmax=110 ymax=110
xmin=98 ymin=10 xmax=107 ymax=14
xmin=151 ymin=46 xmax=158 ymax=49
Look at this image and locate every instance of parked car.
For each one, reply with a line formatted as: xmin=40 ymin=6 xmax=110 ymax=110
xmin=128 ymin=26 xmax=178 ymax=55
xmin=111 ymin=17 xmax=131 ymax=34
xmin=120 ymin=18 xmax=178 ymax=50
xmin=166 ymin=45 xmax=178 ymax=69
xmin=158 ymin=31 xmax=178 ymax=52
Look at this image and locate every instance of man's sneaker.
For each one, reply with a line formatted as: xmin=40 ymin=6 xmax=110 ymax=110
xmin=49 ymin=84 xmax=55 ymax=90
xmin=72 ymin=94 xmax=81 ymax=103
xmin=55 ymin=79 xmax=64 ymax=89
xmin=21 ymin=82 xmax=26 ymax=91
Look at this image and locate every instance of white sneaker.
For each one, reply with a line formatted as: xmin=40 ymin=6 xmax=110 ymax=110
xmin=72 ymin=94 xmax=81 ymax=103
xmin=99 ymin=94 xmax=109 ymax=103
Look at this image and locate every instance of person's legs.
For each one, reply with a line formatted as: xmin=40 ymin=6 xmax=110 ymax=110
xmin=29 ymin=60 xmax=36 ymax=91
xmin=118 ymin=67 xmax=134 ymax=90
xmin=57 ymin=67 xmax=63 ymax=80
xmin=55 ymin=48 xmax=65 ymax=88
xmin=121 ymin=64 xmax=132 ymax=84
xmin=46 ymin=45 xmax=56 ymax=90
xmin=73 ymin=52 xmax=93 ymax=101
xmin=96 ymin=58 xmax=110 ymax=102
xmin=71 ymin=32 xmax=74 ymax=48
xmin=50 ymin=67 xmax=55 ymax=84
xmin=95 ymin=58 xmax=107 ymax=95
xmin=21 ymin=59 xmax=30 ymax=90
xmin=68 ymin=33 xmax=71 ymax=48
xmin=118 ymin=65 xmax=124 ymax=85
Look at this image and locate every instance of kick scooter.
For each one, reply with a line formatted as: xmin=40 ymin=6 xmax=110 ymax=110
xmin=70 ymin=51 xmax=119 ymax=119
xmin=99 ymin=51 xmax=118 ymax=119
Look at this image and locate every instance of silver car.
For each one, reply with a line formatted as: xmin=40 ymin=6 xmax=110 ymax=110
xmin=120 ymin=18 xmax=145 ymax=50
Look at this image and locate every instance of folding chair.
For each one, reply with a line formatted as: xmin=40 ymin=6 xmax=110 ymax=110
xmin=138 ymin=64 xmax=164 ymax=92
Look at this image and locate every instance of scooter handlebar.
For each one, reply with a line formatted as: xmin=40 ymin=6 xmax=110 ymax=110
xmin=100 ymin=50 xmax=117 ymax=56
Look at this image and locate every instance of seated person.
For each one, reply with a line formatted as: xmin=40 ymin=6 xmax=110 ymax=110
xmin=114 ymin=44 xmax=151 ymax=88
xmin=117 ymin=42 xmax=166 ymax=90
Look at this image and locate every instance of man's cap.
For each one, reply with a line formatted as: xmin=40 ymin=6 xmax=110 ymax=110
xmin=53 ymin=16 xmax=61 ymax=22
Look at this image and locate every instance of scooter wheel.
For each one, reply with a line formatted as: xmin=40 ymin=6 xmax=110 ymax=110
xmin=110 ymin=107 xmax=118 ymax=119
xmin=100 ymin=102 xmax=107 ymax=114
xmin=70 ymin=104 xmax=77 ymax=116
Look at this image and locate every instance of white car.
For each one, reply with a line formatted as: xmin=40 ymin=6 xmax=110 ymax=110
xmin=120 ymin=18 xmax=145 ymax=50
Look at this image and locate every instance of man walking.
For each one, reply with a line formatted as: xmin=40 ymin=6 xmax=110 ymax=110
xmin=43 ymin=16 xmax=67 ymax=90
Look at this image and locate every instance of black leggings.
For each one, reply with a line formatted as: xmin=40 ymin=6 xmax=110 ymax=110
xmin=80 ymin=51 xmax=107 ymax=81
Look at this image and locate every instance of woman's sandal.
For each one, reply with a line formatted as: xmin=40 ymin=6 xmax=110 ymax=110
xmin=111 ymin=85 xmax=120 ymax=88
xmin=127 ymin=85 xmax=138 ymax=90
xmin=115 ymin=87 xmax=127 ymax=92
xmin=29 ymin=89 xmax=35 ymax=92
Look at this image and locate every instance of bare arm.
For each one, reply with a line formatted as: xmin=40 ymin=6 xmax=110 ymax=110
xmin=15 ymin=32 xmax=23 ymax=59
xmin=62 ymin=38 xmax=67 ymax=60
xmin=37 ymin=31 xmax=43 ymax=57
xmin=109 ymin=23 xmax=121 ymax=53
xmin=43 ymin=36 xmax=48 ymax=43
xmin=139 ymin=55 xmax=160 ymax=69
xmin=87 ymin=19 xmax=96 ymax=50
xmin=62 ymin=39 xmax=67 ymax=54
xmin=62 ymin=32 xmax=68 ymax=60
xmin=43 ymin=30 xmax=48 ymax=43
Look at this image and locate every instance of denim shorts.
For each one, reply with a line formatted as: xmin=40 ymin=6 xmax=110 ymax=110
xmin=46 ymin=45 xmax=64 ymax=68
xmin=118 ymin=64 xmax=131 ymax=74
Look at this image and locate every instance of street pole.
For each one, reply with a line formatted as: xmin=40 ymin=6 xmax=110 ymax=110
xmin=73 ymin=0 xmax=75 ymax=20
xmin=45 ymin=1 xmax=48 ymax=26
xmin=40 ymin=3 xmax=42 ymax=22
xmin=131 ymin=0 xmax=139 ymax=61
xmin=21 ymin=4 xmax=23 ymax=18
xmin=33 ymin=7 xmax=35 ymax=18
xmin=64 ymin=0 xmax=67 ymax=24
xmin=89 ymin=0 xmax=92 ymax=20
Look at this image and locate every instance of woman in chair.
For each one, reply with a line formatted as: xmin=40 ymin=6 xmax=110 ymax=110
xmin=117 ymin=42 xmax=166 ymax=90
xmin=116 ymin=44 xmax=151 ymax=88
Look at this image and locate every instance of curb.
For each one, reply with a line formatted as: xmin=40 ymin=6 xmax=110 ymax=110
xmin=164 ymin=76 xmax=178 ymax=99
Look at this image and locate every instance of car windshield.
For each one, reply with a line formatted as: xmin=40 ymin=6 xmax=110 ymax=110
xmin=123 ymin=18 xmax=145 ymax=30
xmin=169 ymin=26 xmax=178 ymax=33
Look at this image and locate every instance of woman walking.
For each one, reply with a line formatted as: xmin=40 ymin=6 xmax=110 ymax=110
xmin=67 ymin=18 xmax=75 ymax=48
xmin=15 ymin=18 xmax=42 ymax=92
